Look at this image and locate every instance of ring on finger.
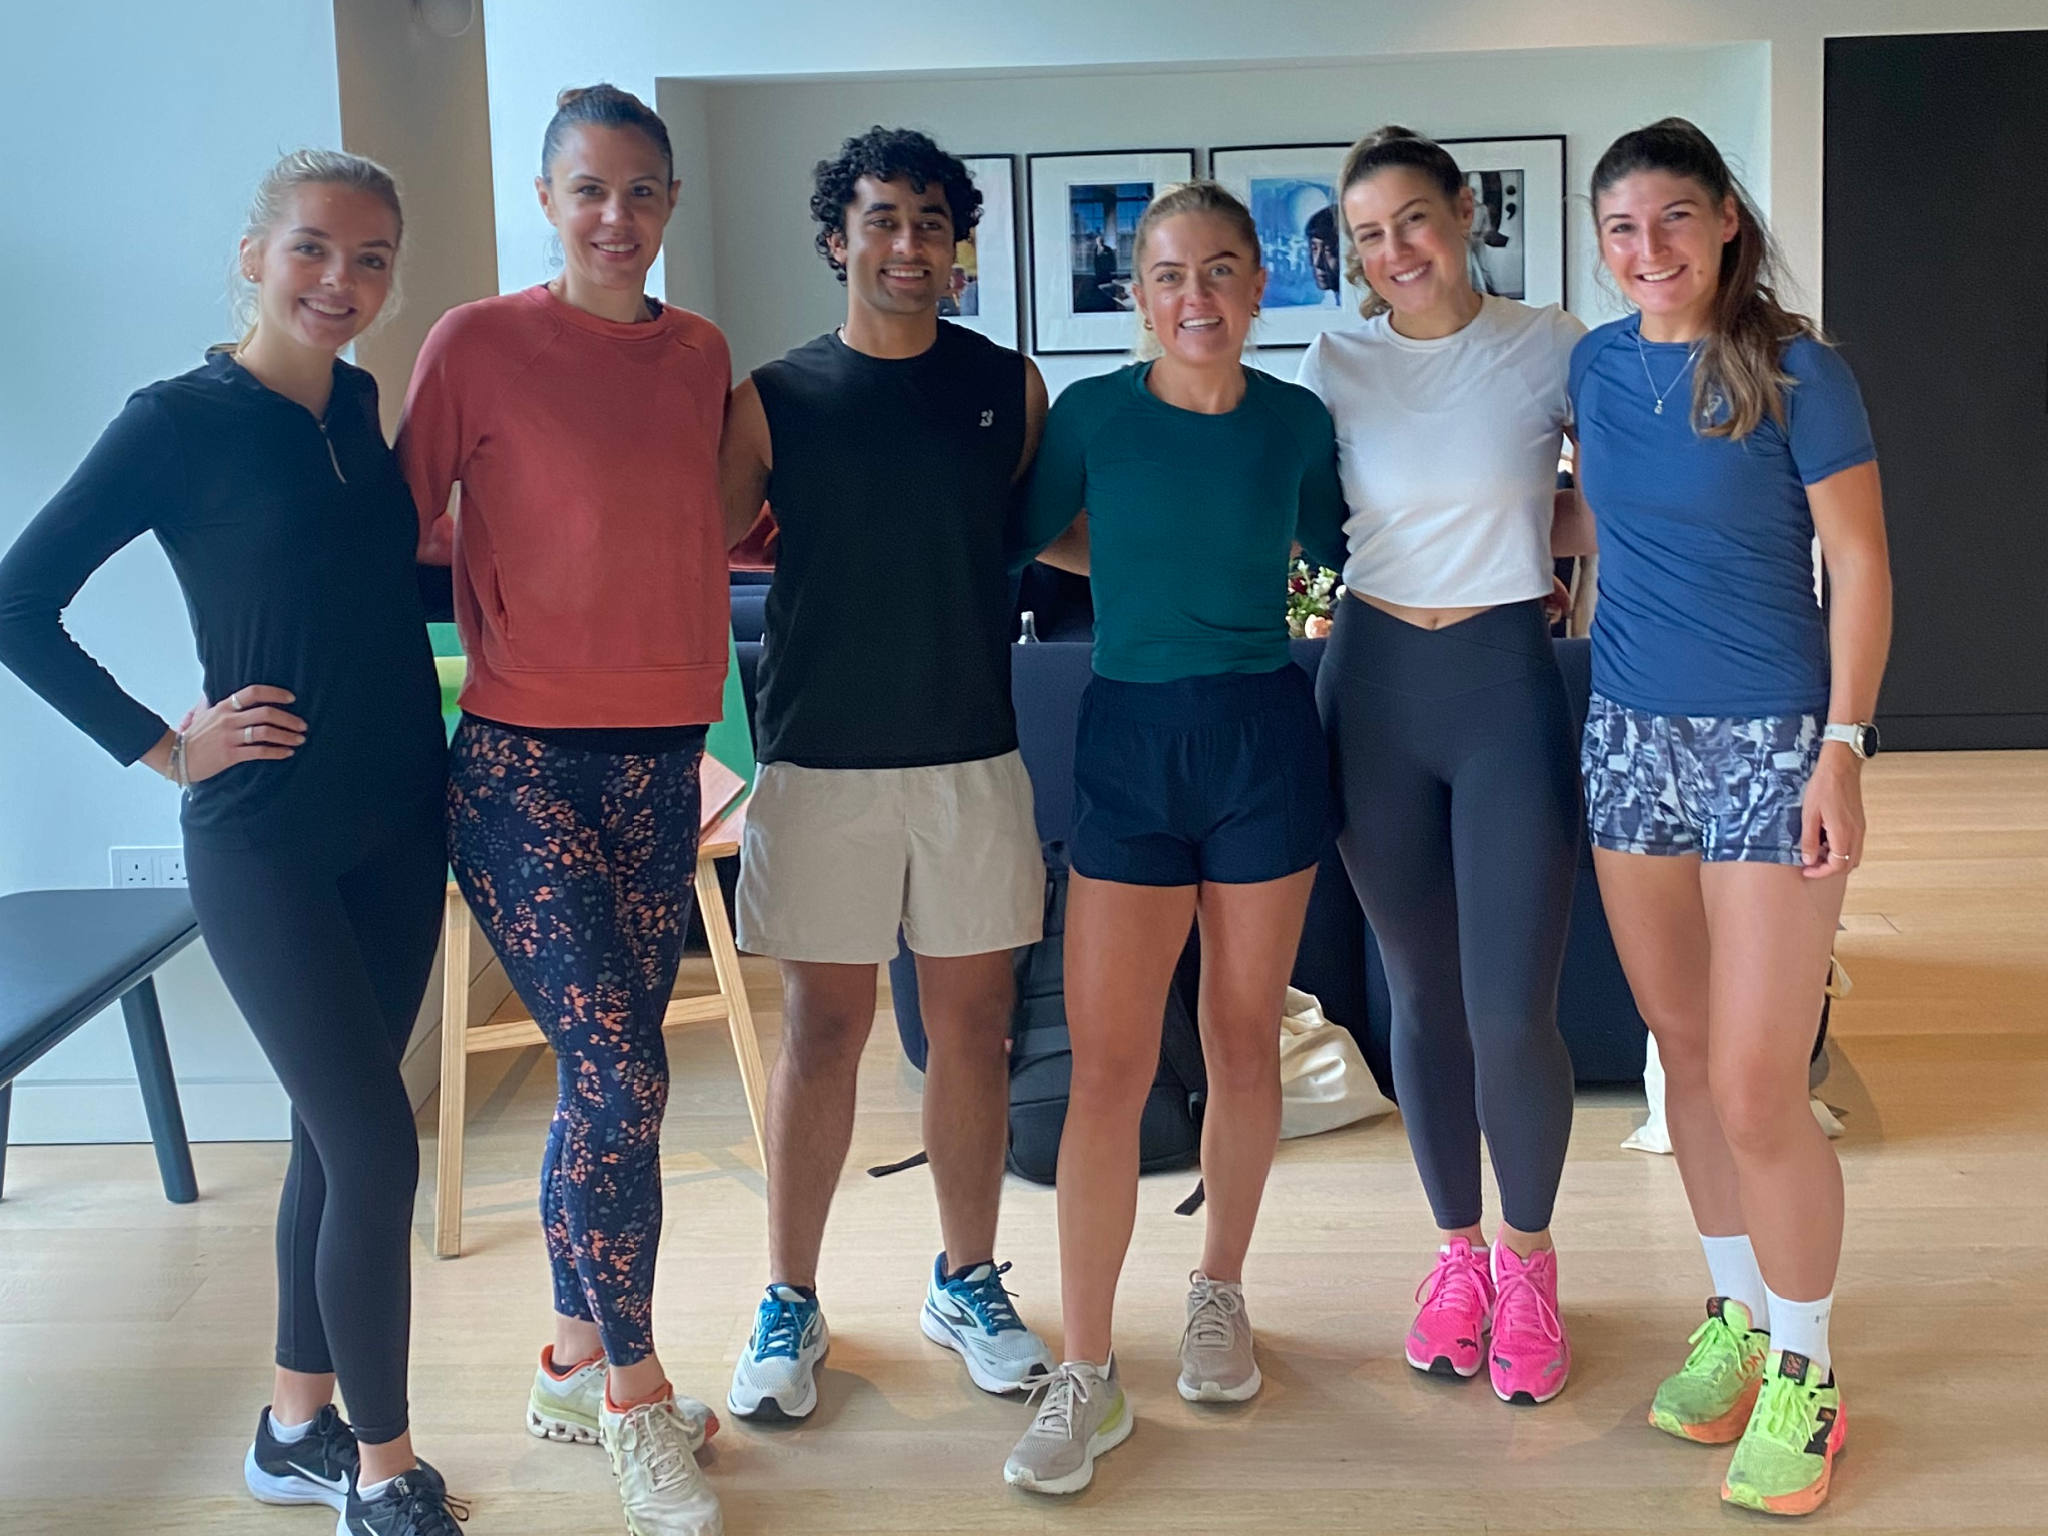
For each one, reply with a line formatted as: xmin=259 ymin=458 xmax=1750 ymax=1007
xmin=230 ymin=689 xmax=244 ymax=710
xmin=1828 ymin=852 xmax=1851 ymax=862
xmin=243 ymin=724 xmax=254 ymax=745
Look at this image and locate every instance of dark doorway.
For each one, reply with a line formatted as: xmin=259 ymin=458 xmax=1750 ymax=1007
xmin=1825 ymin=31 xmax=2048 ymax=749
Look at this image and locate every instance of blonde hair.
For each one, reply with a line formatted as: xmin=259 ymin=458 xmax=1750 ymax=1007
xmin=1128 ymin=180 xmax=1262 ymax=361
xmin=229 ymin=149 xmax=404 ymax=343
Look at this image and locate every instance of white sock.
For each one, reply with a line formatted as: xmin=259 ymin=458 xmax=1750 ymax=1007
xmin=357 ymin=1473 xmax=398 ymax=1501
xmin=1765 ymin=1287 xmax=1834 ymax=1379
xmin=267 ymin=1409 xmax=316 ymax=1444
xmin=1699 ymin=1234 xmax=1770 ymax=1330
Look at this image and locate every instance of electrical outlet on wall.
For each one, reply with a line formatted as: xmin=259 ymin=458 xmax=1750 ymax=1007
xmin=109 ymin=846 xmax=184 ymax=887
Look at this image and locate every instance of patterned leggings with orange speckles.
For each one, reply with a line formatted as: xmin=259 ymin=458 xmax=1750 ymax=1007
xmin=448 ymin=718 xmax=705 ymax=1365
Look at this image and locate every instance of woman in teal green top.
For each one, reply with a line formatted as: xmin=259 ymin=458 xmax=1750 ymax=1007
xmin=1003 ymin=182 xmax=1348 ymax=1496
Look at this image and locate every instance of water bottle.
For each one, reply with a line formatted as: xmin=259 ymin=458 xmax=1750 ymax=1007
xmin=1018 ymin=610 xmax=1039 ymax=644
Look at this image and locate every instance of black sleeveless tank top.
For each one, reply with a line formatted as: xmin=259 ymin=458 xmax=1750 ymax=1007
xmin=751 ymin=322 xmax=1027 ymax=768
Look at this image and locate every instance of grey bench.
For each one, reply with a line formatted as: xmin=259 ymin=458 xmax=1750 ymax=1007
xmin=0 ymin=888 xmax=201 ymax=1202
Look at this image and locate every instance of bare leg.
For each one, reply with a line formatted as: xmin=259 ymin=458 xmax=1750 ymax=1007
xmin=1190 ymin=868 xmax=1316 ymax=1283
xmin=1056 ymin=874 xmax=1198 ymax=1365
xmin=270 ymin=1366 xmax=336 ymax=1425
xmin=1701 ymin=863 xmax=1847 ymax=1301
xmin=766 ymin=960 xmax=878 ymax=1290
xmin=913 ymin=949 xmax=1016 ymax=1270
xmin=1591 ymin=848 xmax=1742 ymax=1235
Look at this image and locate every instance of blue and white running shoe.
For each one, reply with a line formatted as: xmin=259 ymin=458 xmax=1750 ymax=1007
xmin=728 ymin=1283 xmax=830 ymax=1422
xmin=920 ymin=1254 xmax=1053 ymax=1394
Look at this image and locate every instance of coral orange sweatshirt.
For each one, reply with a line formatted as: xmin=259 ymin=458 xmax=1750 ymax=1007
xmin=398 ymin=284 xmax=731 ymax=728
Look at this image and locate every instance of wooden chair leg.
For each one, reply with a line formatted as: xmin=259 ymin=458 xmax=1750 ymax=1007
xmin=122 ymin=978 xmax=198 ymax=1204
xmin=698 ymin=850 xmax=769 ymax=1170
xmin=434 ymin=882 xmax=472 ymax=1259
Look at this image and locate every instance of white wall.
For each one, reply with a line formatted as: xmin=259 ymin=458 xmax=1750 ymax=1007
xmin=0 ymin=2 xmax=345 ymax=1142
xmin=664 ymin=43 xmax=1765 ymax=388
xmin=479 ymin=0 xmax=2048 ymax=343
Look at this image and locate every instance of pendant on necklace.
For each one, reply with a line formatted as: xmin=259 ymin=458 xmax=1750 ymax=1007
xmin=1654 ymin=400 xmax=1664 ymax=415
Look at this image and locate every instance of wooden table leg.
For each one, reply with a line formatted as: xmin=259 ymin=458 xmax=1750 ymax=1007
xmin=698 ymin=850 xmax=769 ymax=1171
xmin=434 ymin=882 xmax=471 ymax=1259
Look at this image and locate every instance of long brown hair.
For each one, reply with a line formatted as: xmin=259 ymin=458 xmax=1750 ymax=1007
xmin=1591 ymin=117 xmax=1818 ymax=440
xmin=1335 ymin=126 xmax=1468 ymax=321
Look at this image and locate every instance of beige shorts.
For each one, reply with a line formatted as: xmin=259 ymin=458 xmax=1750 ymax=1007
xmin=736 ymin=751 xmax=1046 ymax=965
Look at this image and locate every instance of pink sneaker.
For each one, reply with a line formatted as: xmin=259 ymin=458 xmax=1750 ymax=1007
xmin=1488 ymin=1243 xmax=1570 ymax=1405
xmin=1405 ymin=1239 xmax=1495 ymax=1378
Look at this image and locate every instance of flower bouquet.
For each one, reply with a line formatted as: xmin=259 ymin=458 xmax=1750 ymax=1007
xmin=1287 ymin=558 xmax=1345 ymax=640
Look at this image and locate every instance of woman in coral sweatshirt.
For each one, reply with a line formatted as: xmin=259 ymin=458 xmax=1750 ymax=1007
xmin=397 ymin=83 xmax=728 ymax=1536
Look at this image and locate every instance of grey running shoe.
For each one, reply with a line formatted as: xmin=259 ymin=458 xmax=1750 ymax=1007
xmin=1002 ymin=1357 xmax=1132 ymax=1495
xmin=1177 ymin=1271 xmax=1262 ymax=1402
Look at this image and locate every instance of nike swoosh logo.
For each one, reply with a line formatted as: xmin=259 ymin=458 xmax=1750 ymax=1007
xmin=291 ymin=1466 xmax=349 ymax=1492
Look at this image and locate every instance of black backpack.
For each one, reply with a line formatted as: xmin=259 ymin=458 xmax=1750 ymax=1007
xmin=875 ymin=843 xmax=1209 ymax=1193
xmin=1003 ymin=844 xmax=1207 ymax=1184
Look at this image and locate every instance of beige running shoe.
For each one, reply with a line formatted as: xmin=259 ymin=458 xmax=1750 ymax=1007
xmin=600 ymin=1391 xmax=722 ymax=1536
xmin=1177 ymin=1271 xmax=1262 ymax=1402
xmin=528 ymin=1348 xmax=717 ymax=1451
xmin=1003 ymin=1357 xmax=1132 ymax=1495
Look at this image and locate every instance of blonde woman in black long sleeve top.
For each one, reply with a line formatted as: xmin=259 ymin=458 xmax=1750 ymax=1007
xmin=0 ymin=152 xmax=458 ymax=1536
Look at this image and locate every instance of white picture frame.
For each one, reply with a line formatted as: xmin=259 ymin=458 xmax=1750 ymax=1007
xmin=1027 ymin=149 xmax=1197 ymax=354
xmin=947 ymin=154 xmax=1020 ymax=349
xmin=1208 ymin=142 xmax=1368 ymax=348
xmin=1439 ymin=135 xmax=1568 ymax=311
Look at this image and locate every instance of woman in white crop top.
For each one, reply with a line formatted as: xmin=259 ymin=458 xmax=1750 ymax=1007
xmin=1298 ymin=127 xmax=1589 ymax=1408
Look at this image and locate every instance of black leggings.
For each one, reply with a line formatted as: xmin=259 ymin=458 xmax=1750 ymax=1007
xmin=1317 ymin=598 xmax=1578 ymax=1233
xmin=185 ymin=806 xmax=444 ymax=1445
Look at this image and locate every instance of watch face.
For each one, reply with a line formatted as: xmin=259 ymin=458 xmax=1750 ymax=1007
xmin=1857 ymin=723 xmax=1881 ymax=759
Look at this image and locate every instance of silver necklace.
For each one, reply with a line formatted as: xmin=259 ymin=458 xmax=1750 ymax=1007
xmin=1634 ymin=331 xmax=1703 ymax=416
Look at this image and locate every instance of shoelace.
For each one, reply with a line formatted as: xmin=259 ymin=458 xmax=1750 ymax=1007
xmin=1680 ymin=1312 xmax=1748 ymax=1383
xmin=1493 ymin=1261 xmax=1563 ymax=1344
xmin=1183 ymin=1275 xmax=1245 ymax=1351
xmin=1414 ymin=1248 xmax=1490 ymax=1317
xmin=752 ymin=1290 xmax=812 ymax=1362
xmin=622 ymin=1402 xmax=702 ymax=1495
xmin=376 ymin=1471 xmax=468 ymax=1534
xmin=1025 ymin=1362 xmax=1095 ymax=1438
xmin=949 ymin=1261 xmax=1027 ymax=1334
xmin=1751 ymin=1371 xmax=1819 ymax=1447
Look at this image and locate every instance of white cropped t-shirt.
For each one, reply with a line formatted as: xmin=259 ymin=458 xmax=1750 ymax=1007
xmin=1296 ymin=296 xmax=1585 ymax=608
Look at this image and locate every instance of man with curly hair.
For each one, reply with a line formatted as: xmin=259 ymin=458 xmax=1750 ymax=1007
xmin=719 ymin=125 xmax=1055 ymax=1422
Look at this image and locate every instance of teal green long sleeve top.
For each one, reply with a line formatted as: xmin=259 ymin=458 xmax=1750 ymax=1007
xmin=1013 ymin=361 xmax=1348 ymax=682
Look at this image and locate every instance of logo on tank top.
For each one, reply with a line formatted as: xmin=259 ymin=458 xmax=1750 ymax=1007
xmin=979 ymin=409 xmax=995 ymax=427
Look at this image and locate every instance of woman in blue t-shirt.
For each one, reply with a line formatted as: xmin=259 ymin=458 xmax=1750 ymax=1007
xmin=1003 ymin=182 xmax=1347 ymax=1495
xmin=1572 ymin=118 xmax=1891 ymax=1518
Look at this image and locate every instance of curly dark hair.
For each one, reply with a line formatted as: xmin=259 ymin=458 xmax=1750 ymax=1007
xmin=809 ymin=126 xmax=981 ymax=284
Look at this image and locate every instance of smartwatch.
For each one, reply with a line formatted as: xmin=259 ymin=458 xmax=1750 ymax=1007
xmin=1822 ymin=722 xmax=1880 ymax=760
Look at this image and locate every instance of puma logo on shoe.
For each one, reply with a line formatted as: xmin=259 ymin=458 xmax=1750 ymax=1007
xmin=1803 ymin=1405 xmax=1838 ymax=1455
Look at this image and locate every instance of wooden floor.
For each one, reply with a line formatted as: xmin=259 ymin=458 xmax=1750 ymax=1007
xmin=2 ymin=751 xmax=2042 ymax=1534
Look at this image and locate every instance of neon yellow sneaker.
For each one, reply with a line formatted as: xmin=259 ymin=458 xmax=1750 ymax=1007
xmin=1648 ymin=1297 xmax=1770 ymax=1443
xmin=1721 ymin=1350 xmax=1846 ymax=1517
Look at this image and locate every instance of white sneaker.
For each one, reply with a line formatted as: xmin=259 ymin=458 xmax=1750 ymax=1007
xmin=527 ymin=1347 xmax=718 ymax=1451
xmin=727 ymin=1284 xmax=829 ymax=1421
xmin=601 ymin=1393 xmax=722 ymax=1536
xmin=920 ymin=1254 xmax=1054 ymax=1394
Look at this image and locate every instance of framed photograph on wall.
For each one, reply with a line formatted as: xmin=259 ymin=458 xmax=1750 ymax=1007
xmin=1208 ymin=142 xmax=1365 ymax=347
xmin=1028 ymin=149 xmax=1197 ymax=353
xmin=947 ymin=154 xmax=1020 ymax=348
xmin=1439 ymin=136 xmax=1567 ymax=311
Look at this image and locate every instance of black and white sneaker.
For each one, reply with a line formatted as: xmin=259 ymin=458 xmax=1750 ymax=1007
xmin=243 ymin=1403 xmax=358 ymax=1510
xmin=339 ymin=1461 xmax=467 ymax=1535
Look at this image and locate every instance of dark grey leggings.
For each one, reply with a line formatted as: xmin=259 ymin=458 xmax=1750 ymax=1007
xmin=184 ymin=805 xmax=444 ymax=1445
xmin=1317 ymin=598 xmax=1578 ymax=1232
